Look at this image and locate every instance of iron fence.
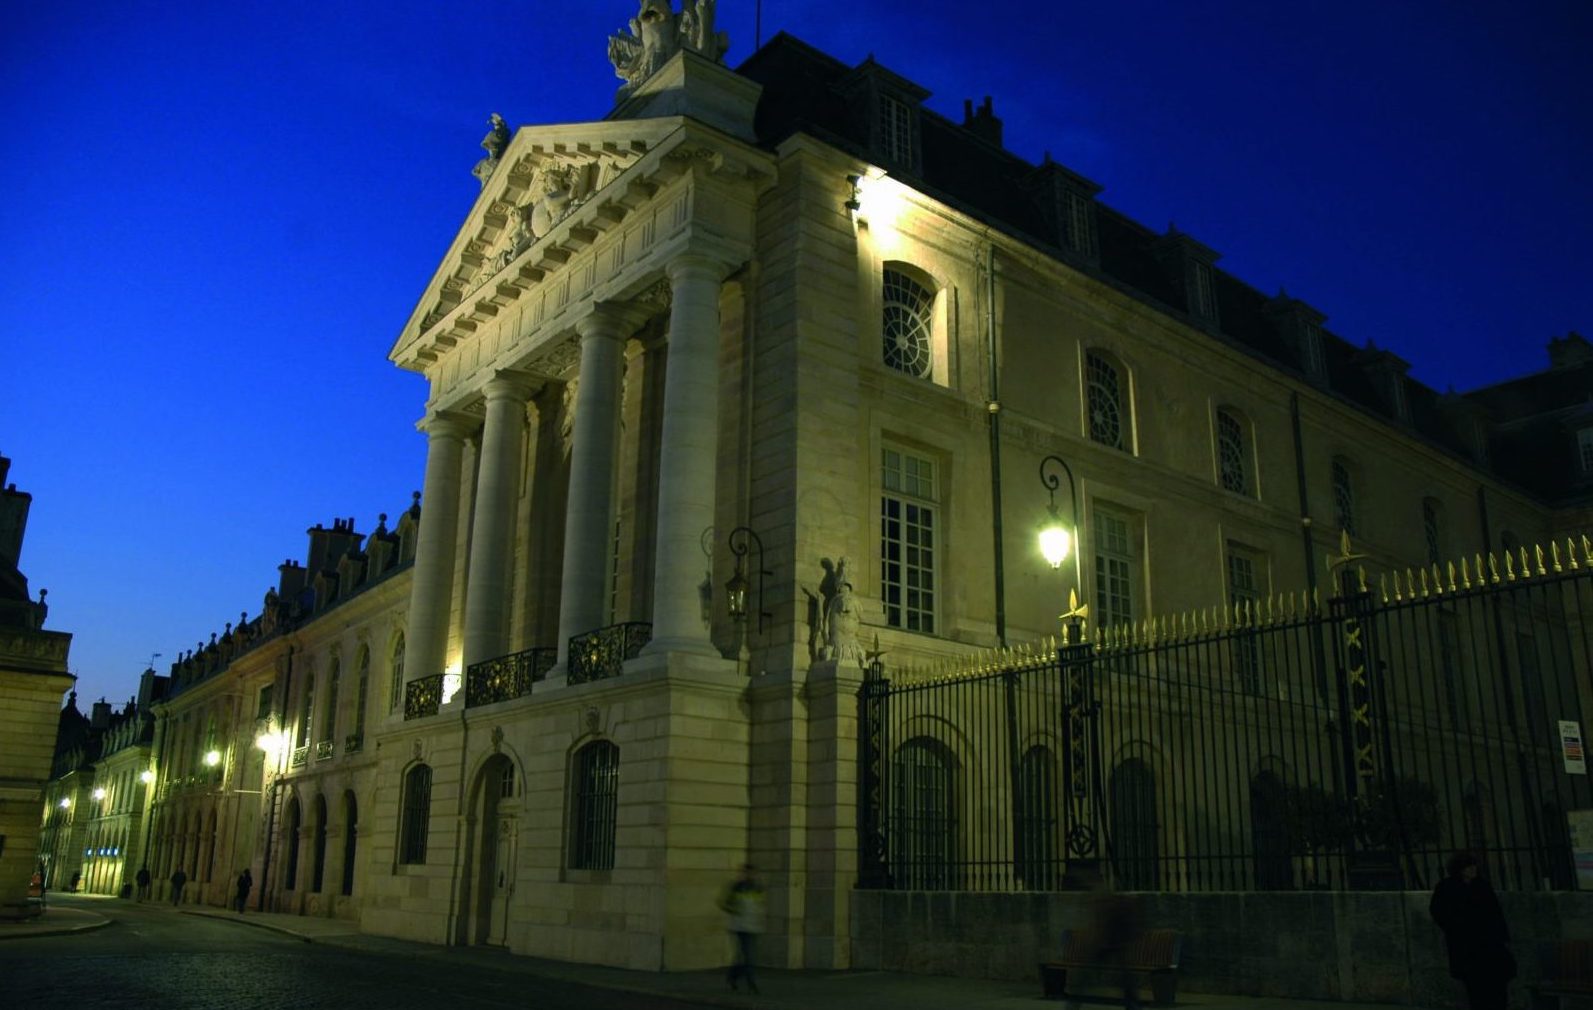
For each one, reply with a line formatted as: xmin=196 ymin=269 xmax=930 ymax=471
xmin=859 ymin=538 xmax=1593 ymax=892
xmin=404 ymin=673 xmax=445 ymax=720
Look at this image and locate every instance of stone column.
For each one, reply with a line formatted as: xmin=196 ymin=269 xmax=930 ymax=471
xmin=461 ymin=374 xmax=535 ymax=669
xmin=644 ymin=254 xmax=731 ymax=656
xmin=554 ymin=306 xmax=636 ymax=667
xmin=404 ymin=414 xmax=471 ymax=689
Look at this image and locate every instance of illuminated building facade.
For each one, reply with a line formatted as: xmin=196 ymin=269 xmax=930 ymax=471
xmin=83 ymin=4 xmax=1589 ymax=979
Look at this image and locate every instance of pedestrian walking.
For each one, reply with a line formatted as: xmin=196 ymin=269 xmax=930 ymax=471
xmin=169 ymin=868 xmax=188 ymax=907
xmin=1431 ymin=850 xmax=1515 ymax=1010
xmin=135 ymin=866 xmax=151 ymax=902
xmin=234 ymin=868 xmax=252 ymax=913
xmin=718 ymin=863 xmax=765 ymax=994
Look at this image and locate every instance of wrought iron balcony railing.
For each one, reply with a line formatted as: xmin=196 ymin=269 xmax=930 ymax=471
xmin=465 ymin=646 xmax=556 ymax=708
xmin=314 ymin=740 xmax=335 ymax=761
xmin=405 ymin=673 xmax=445 ymax=721
xmin=289 ymin=745 xmax=309 ymax=769
xmin=568 ymin=622 xmax=651 ymax=685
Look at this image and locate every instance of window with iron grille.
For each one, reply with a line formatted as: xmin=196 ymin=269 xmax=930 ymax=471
xmin=1331 ymin=459 xmax=1356 ymax=535
xmin=877 ymin=92 xmax=914 ymax=166
xmin=570 ymin=741 xmax=618 ymax=871
xmin=400 ymin=764 xmax=432 ymax=865
xmin=1094 ymin=508 xmax=1136 ymax=631
xmin=1423 ymin=498 xmax=1443 ymax=566
xmin=1086 ymin=351 xmax=1127 ymax=450
xmin=882 ymin=268 xmax=935 ymax=378
xmin=388 ymin=634 xmax=405 ymax=713
xmin=1216 ymin=410 xmax=1248 ymax=494
xmin=881 ymin=446 xmax=937 ymax=633
xmin=890 ymin=737 xmax=957 ymax=889
xmin=1227 ymin=548 xmax=1262 ymax=694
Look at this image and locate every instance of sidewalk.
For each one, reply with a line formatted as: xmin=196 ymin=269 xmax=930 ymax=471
xmin=180 ymin=907 xmax=1439 ymax=1010
xmin=0 ymin=903 xmax=111 ymax=940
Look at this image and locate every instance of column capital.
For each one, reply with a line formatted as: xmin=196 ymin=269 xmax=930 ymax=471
xmin=416 ymin=411 xmax=474 ymax=440
xmin=667 ymin=252 xmax=736 ymax=286
xmin=482 ymin=370 xmax=539 ymax=403
xmin=575 ymin=302 xmax=651 ymax=342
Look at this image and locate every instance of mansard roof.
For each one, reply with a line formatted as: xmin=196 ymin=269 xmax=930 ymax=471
xmin=737 ymin=33 xmax=1588 ymax=500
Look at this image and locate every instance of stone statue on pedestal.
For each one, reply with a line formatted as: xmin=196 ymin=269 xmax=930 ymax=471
xmin=472 ymin=113 xmax=511 ymax=188
xmin=607 ymin=0 xmax=730 ymax=101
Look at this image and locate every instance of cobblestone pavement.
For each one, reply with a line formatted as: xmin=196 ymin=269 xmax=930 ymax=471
xmin=1 ymin=896 xmax=709 ymax=1010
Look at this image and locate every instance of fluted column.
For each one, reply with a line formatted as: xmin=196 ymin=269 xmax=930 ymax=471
xmin=644 ymin=254 xmax=731 ymax=656
xmin=554 ymin=307 xmax=635 ymax=667
xmin=462 ymin=374 xmax=535 ymax=669
xmin=404 ymin=413 xmax=471 ymax=689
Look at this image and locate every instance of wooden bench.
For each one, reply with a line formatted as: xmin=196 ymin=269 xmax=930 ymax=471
xmin=1532 ymin=940 xmax=1593 ymax=1010
xmin=1039 ymin=928 xmax=1182 ymax=1005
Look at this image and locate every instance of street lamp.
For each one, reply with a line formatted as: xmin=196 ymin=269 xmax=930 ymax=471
xmin=92 ymin=787 xmax=106 ymax=801
xmin=1038 ymin=454 xmax=1086 ymax=642
xmin=202 ymin=749 xmax=221 ymax=768
xmin=139 ymin=769 xmax=155 ymax=785
xmin=725 ymin=526 xmax=771 ymax=634
xmin=59 ymin=797 xmax=70 ymax=809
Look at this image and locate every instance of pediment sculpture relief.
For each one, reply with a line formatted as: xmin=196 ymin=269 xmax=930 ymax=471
xmin=607 ymin=0 xmax=729 ymax=101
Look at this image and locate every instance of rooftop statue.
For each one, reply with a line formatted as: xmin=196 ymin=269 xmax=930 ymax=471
xmin=607 ymin=0 xmax=729 ymax=101
xmin=472 ymin=113 xmax=511 ymax=188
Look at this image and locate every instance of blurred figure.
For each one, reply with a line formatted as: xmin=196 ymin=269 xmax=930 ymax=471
xmin=1074 ymin=867 xmax=1145 ymax=1010
xmin=718 ymin=863 xmax=766 ymax=993
xmin=1431 ymin=851 xmax=1515 ymax=1010
xmin=234 ymin=868 xmax=252 ymax=913
xmin=169 ymin=867 xmax=187 ymax=906
xmin=135 ymin=866 xmax=151 ymax=901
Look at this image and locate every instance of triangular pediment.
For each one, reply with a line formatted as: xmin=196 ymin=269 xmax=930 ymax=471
xmin=390 ymin=116 xmax=692 ymax=367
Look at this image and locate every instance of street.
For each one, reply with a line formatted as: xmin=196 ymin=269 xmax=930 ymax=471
xmin=1 ymin=896 xmax=714 ymax=1010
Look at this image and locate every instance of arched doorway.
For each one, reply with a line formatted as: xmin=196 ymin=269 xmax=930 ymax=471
xmin=340 ymin=791 xmax=358 ymax=897
xmin=1110 ymin=758 xmax=1159 ymax=890
xmin=283 ymin=797 xmax=302 ymax=893
xmin=312 ymin=795 xmax=329 ymax=894
xmin=460 ymin=755 xmax=518 ymax=945
xmin=1250 ymin=771 xmax=1291 ymax=889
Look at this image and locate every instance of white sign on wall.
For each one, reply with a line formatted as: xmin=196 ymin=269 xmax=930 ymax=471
xmin=1560 ymin=720 xmax=1586 ymax=775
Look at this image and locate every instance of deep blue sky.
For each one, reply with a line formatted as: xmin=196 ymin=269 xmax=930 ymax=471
xmin=3 ymin=1 xmax=1589 ymax=709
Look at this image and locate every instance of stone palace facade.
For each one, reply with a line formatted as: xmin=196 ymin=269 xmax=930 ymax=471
xmin=63 ymin=1 xmax=1591 ymax=974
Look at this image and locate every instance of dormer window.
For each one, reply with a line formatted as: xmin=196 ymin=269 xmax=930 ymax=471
xmin=1190 ymin=260 xmax=1218 ymax=322
xmin=1301 ymin=321 xmax=1326 ymax=380
xmin=1578 ymin=428 xmax=1593 ymax=472
xmin=1063 ymin=190 xmax=1097 ymax=260
xmin=879 ymin=93 xmax=914 ymax=166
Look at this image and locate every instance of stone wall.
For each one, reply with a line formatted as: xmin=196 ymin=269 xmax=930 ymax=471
xmin=852 ymin=889 xmax=1593 ymax=1006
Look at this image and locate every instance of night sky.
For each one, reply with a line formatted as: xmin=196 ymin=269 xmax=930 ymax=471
xmin=3 ymin=1 xmax=1589 ymax=710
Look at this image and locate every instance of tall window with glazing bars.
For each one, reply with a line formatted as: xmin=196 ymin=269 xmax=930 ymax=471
xmin=570 ymin=741 xmax=618 ymax=871
xmin=881 ymin=446 xmax=937 ymax=633
xmin=400 ymin=764 xmax=432 ymax=864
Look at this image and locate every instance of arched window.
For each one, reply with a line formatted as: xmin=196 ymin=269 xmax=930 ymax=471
xmin=341 ymin=792 xmax=358 ymax=896
xmin=352 ymin=646 xmax=370 ymax=742
xmin=1109 ymin=758 xmax=1158 ymax=890
xmin=1249 ymin=772 xmax=1291 ymax=890
xmin=1085 ymin=350 xmax=1130 ymax=451
xmin=570 ymin=741 xmax=619 ymax=871
xmin=890 ymin=737 xmax=958 ymax=889
xmin=321 ymin=657 xmax=340 ymax=744
xmin=1216 ymin=408 xmax=1250 ymax=495
xmin=400 ymin=764 xmax=432 ymax=865
xmin=388 ymin=633 xmax=406 ymax=713
xmin=1422 ymin=498 xmax=1444 ymax=566
xmin=1015 ymin=745 xmax=1058 ymax=890
xmin=284 ymin=797 xmax=302 ymax=888
xmin=1331 ymin=458 xmax=1356 ymax=535
xmin=882 ymin=267 xmax=935 ymax=379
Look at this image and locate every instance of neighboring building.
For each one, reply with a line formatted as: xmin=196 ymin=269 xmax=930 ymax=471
xmin=0 ymin=455 xmax=73 ymax=919
xmin=81 ymin=1 xmax=1589 ymax=980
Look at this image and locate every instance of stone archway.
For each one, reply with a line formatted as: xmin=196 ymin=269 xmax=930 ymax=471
xmin=458 ymin=754 xmax=518 ymax=946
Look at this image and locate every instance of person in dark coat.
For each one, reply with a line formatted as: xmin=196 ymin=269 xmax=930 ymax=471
xmin=134 ymin=866 xmax=151 ymax=901
xmin=234 ymin=868 xmax=252 ymax=913
xmin=1430 ymin=850 xmax=1515 ymax=1010
xmin=169 ymin=868 xmax=187 ymax=906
